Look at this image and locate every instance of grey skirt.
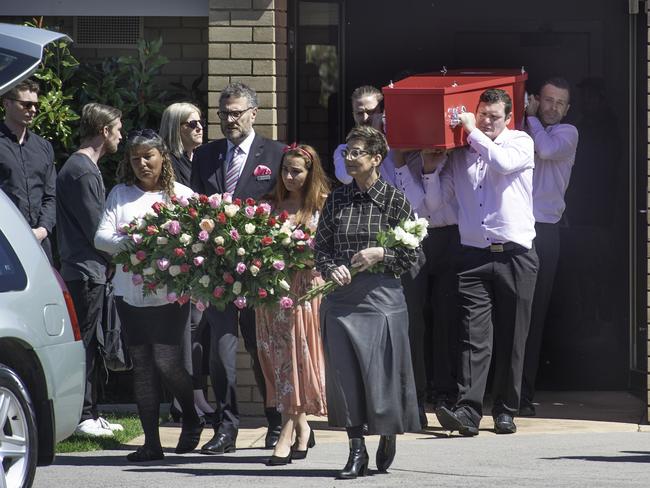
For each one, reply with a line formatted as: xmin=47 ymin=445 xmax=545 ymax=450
xmin=320 ymin=271 xmax=421 ymax=435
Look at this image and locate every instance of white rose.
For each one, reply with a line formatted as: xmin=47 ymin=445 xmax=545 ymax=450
xmin=136 ymin=217 xmax=146 ymax=230
xmin=268 ymin=288 xmax=275 ymax=295
xmin=244 ymin=223 xmax=256 ymax=234
xmin=224 ymin=204 xmax=239 ymax=217
xmin=179 ymin=233 xmax=193 ymax=246
xmin=232 ymin=281 xmax=242 ymax=294
xmin=130 ymin=254 xmax=141 ymax=266
xmin=199 ymin=275 xmax=211 ymax=287
xmin=279 ymin=279 xmax=290 ymax=291
xmin=404 ymin=234 xmax=420 ymax=249
xmin=282 ymin=237 xmax=291 ymax=246
xmin=237 ymin=247 xmax=246 ymax=256
xmin=144 ymin=211 xmax=157 ymax=219
xmin=160 ymin=220 xmax=171 ymax=230
xmin=249 ymin=265 xmax=260 ymax=276
xmin=168 ymin=265 xmax=181 ymax=277
xmin=213 ymin=236 xmax=225 ymax=246
xmin=142 ymin=267 xmax=155 ymax=276
xmin=192 ymin=243 xmax=204 ymax=253
xmin=156 ymin=236 xmax=168 ymax=245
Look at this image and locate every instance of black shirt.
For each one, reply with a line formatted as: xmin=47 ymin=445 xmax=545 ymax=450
xmin=170 ymin=152 xmax=192 ymax=187
xmin=0 ymin=122 xmax=56 ymax=232
xmin=315 ymin=177 xmax=418 ymax=279
xmin=56 ymin=153 xmax=108 ymax=284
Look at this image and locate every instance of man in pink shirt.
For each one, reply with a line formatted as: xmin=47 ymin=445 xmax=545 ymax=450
xmin=520 ymin=78 xmax=579 ymax=416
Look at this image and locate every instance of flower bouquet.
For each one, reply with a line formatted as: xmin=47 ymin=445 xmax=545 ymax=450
xmin=113 ymin=192 xmax=317 ymax=311
xmin=298 ymin=217 xmax=429 ymax=303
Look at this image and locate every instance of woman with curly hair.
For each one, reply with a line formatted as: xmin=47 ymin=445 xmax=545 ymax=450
xmin=94 ymin=130 xmax=203 ymax=462
xmin=256 ymin=143 xmax=330 ymax=466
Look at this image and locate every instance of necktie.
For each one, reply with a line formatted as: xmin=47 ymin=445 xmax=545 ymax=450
xmin=225 ymin=146 xmax=245 ymax=193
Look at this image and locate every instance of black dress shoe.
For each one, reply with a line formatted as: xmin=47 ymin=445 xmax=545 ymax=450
xmin=126 ymin=445 xmax=164 ymax=462
xmin=494 ymin=413 xmax=517 ymax=434
xmin=435 ymin=406 xmax=479 ymax=436
xmin=175 ymin=419 xmax=205 ymax=454
xmin=376 ymin=434 xmax=396 ymax=472
xmin=265 ymin=425 xmax=283 ymax=449
xmin=200 ymin=432 xmax=236 ymax=454
xmin=337 ymin=438 xmax=369 ymax=480
xmin=291 ymin=428 xmax=315 ymax=460
xmin=266 ymin=452 xmax=292 ymax=466
xmin=518 ymin=402 xmax=536 ymax=417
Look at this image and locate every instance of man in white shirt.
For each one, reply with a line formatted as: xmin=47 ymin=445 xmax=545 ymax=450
xmin=520 ymin=78 xmax=578 ymax=417
xmin=431 ymin=89 xmax=538 ymax=436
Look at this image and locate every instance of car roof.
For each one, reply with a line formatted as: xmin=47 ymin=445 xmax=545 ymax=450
xmin=0 ymin=23 xmax=72 ymax=95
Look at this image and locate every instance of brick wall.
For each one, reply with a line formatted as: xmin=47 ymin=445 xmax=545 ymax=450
xmin=0 ymin=16 xmax=208 ymax=95
xmin=207 ymin=0 xmax=288 ymax=415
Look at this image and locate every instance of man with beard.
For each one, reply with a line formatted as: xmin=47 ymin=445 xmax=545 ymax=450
xmin=191 ymin=82 xmax=284 ymax=454
xmin=432 ymin=89 xmax=538 ymax=436
xmin=0 ymin=79 xmax=56 ymax=263
xmin=56 ymin=103 xmax=123 ymax=437
xmin=520 ymin=78 xmax=578 ymax=416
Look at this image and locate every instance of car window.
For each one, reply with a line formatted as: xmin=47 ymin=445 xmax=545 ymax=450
xmin=0 ymin=229 xmax=27 ymax=292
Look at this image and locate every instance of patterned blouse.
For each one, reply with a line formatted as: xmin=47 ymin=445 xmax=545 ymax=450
xmin=314 ymin=177 xmax=418 ymax=279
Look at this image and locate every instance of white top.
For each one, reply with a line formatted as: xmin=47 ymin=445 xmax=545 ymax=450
xmin=226 ymin=129 xmax=256 ymax=181
xmin=94 ymin=182 xmax=194 ymax=307
xmin=526 ymin=116 xmax=579 ymax=224
xmin=424 ymin=127 xmax=536 ymax=249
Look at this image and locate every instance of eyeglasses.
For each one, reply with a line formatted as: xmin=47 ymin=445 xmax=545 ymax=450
xmin=127 ymin=128 xmax=158 ymax=140
xmin=7 ymin=99 xmax=39 ymax=111
xmin=182 ymin=120 xmax=204 ymax=130
xmin=342 ymin=148 xmax=370 ymax=159
xmin=216 ymin=107 xmax=254 ymax=121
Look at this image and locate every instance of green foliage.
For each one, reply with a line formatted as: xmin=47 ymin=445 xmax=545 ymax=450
xmin=24 ymin=18 xmax=80 ymax=161
xmin=55 ymin=414 xmax=144 ymax=453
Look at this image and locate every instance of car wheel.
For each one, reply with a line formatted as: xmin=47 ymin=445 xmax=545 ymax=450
xmin=0 ymin=364 xmax=38 ymax=488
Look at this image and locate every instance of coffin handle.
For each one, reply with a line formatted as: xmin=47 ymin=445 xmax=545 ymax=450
xmin=447 ymin=105 xmax=467 ymax=128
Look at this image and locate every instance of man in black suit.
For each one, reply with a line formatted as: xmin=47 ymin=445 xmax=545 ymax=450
xmin=191 ymin=82 xmax=284 ymax=454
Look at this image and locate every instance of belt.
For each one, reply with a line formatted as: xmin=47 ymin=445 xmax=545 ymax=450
xmin=481 ymin=242 xmax=521 ymax=253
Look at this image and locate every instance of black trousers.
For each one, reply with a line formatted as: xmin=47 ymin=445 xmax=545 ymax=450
xmin=402 ymin=225 xmax=461 ymax=403
xmin=205 ymin=304 xmax=281 ymax=437
xmin=521 ymin=222 xmax=560 ymax=405
xmin=179 ymin=305 xmax=210 ymax=389
xmin=66 ymin=279 xmax=105 ymax=422
xmin=454 ymin=243 xmax=538 ymax=424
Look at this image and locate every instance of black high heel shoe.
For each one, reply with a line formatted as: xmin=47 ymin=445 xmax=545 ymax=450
xmin=337 ymin=438 xmax=369 ymax=479
xmin=266 ymin=450 xmax=292 ymax=466
xmin=291 ymin=428 xmax=316 ymax=460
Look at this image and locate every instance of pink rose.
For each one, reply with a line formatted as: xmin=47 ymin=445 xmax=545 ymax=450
xmin=132 ymin=274 xmax=144 ymax=286
xmin=198 ymin=230 xmax=209 ymax=242
xmin=135 ymin=250 xmax=147 ymax=261
xmin=244 ymin=206 xmax=256 ymax=218
xmin=195 ymin=300 xmax=207 ymax=312
xmin=292 ymin=229 xmax=305 ymax=240
xmin=166 ymin=292 xmax=177 ymax=303
xmin=307 ymin=237 xmax=315 ymax=249
xmin=208 ymin=194 xmax=222 ymax=208
xmin=132 ymin=233 xmax=143 ymax=244
xmin=272 ymin=260 xmax=285 ymax=271
xmin=258 ymin=202 xmax=272 ymax=215
xmin=222 ymin=192 xmax=233 ymax=204
xmin=234 ymin=296 xmax=247 ymax=309
xmin=279 ymin=296 xmax=294 ymax=309
xmin=180 ymin=263 xmax=191 ymax=273
xmin=177 ymin=294 xmax=191 ymax=305
xmin=230 ymin=229 xmax=240 ymax=241
xmin=235 ymin=262 xmax=247 ymax=274
xmin=167 ymin=220 xmax=181 ymax=235
xmin=212 ymin=286 xmax=225 ymax=298
xmin=178 ymin=196 xmax=190 ymax=207
xmin=193 ymin=256 xmax=205 ymax=267
xmin=157 ymin=258 xmax=170 ymax=271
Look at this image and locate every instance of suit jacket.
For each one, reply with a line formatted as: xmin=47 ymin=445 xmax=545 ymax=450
xmin=190 ymin=133 xmax=284 ymax=200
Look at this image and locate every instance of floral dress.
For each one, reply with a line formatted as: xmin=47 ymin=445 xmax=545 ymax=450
xmin=255 ymin=212 xmax=327 ymax=416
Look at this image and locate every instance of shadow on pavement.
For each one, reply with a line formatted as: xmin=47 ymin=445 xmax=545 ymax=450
xmin=542 ymin=451 xmax=650 ymax=463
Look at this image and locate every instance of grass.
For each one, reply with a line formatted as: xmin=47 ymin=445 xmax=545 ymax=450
xmin=56 ymin=414 xmax=144 ymax=453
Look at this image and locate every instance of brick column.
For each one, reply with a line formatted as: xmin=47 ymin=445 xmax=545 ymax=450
xmin=208 ymin=0 xmax=288 ymax=142
xmin=207 ymin=0 xmax=288 ymax=416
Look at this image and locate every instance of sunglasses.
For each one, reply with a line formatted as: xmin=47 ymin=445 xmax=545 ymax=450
xmin=216 ymin=107 xmax=254 ymax=121
xmin=127 ymin=128 xmax=158 ymax=140
xmin=7 ymin=98 xmax=40 ymax=111
xmin=182 ymin=119 xmax=204 ymax=130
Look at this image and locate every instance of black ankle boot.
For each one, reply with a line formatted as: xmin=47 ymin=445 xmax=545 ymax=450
xmin=337 ymin=438 xmax=369 ymax=479
xmin=376 ymin=434 xmax=396 ymax=472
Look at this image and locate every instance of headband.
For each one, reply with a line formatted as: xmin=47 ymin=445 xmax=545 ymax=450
xmin=283 ymin=142 xmax=313 ymax=165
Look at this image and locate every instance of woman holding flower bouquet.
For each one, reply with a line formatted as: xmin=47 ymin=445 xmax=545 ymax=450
xmin=314 ymin=125 xmax=421 ymax=479
xmin=256 ymin=143 xmax=330 ymax=466
xmin=94 ymin=130 xmax=203 ymax=462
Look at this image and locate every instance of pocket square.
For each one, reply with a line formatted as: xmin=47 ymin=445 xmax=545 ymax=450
xmin=253 ymin=164 xmax=272 ymax=176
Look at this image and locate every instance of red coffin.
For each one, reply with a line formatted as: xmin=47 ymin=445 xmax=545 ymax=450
xmin=383 ymin=68 xmax=528 ymax=149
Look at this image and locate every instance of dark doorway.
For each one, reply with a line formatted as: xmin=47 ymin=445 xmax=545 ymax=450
xmin=319 ymin=0 xmax=637 ymax=391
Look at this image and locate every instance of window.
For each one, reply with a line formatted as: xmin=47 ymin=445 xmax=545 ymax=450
xmin=0 ymin=230 xmax=27 ymax=293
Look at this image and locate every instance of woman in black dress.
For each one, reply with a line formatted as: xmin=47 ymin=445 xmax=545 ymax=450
xmin=314 ymin=126 xmax=421 ymax=479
